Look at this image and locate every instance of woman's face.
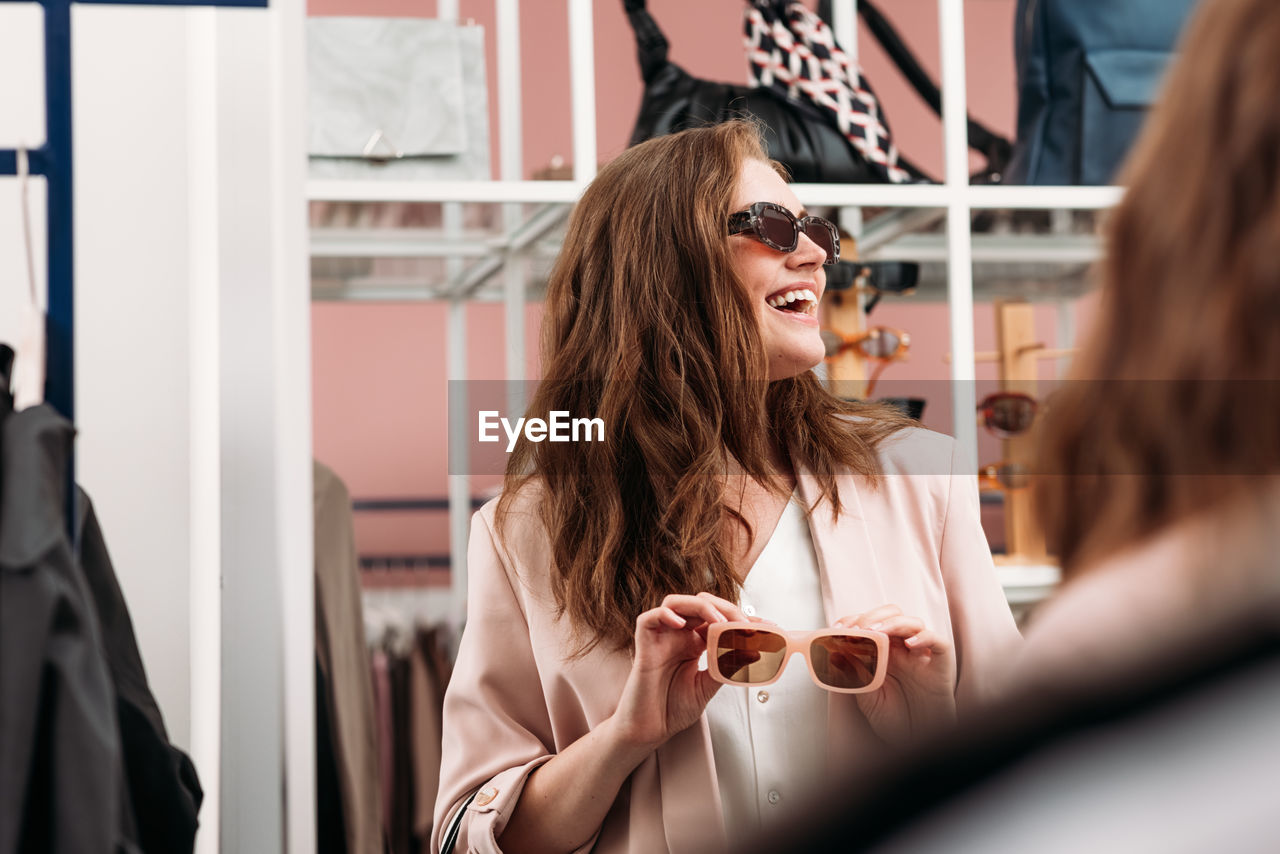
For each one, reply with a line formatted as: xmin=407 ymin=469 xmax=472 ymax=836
xmin=728 ymin=158 xmax=828 ymax=381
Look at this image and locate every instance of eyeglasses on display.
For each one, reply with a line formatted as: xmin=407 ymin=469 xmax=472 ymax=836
xmin=820 ymin=326 xmax=911 ymax=397
xmin=824 ymin=261 xmax=919 ymax=313
xmin=976 ymin=391 xmax=1039 ymax=438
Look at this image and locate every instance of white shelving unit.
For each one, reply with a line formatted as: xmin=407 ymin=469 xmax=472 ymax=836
xmin=308 ymin=0 xmax=1117 ymax=612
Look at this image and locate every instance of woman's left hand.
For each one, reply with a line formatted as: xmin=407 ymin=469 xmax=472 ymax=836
xmin=834 ymin=604 xmax=957 ymax=744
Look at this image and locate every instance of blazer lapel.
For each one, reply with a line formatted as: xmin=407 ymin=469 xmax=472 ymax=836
xmin=797 ymin=468 xmax=890 ymax=769
xmin=796 ymin=468 xmax=889 ymax=623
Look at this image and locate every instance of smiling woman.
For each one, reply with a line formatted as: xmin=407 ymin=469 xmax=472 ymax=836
xmin=432 ymin=121 xmax=1021 ymax=854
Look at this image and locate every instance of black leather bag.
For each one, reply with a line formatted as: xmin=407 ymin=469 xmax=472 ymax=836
xmin=625 ymin=0 xmax=1012 ymax=184
xmin=623 ymin=0 xmax=922 ymax=184
xmin=1006 ymin=0 xmax=1198 ymax=185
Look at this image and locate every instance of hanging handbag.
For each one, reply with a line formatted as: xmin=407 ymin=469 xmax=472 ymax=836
xmin=1005 ymin=0 xmax=1198 ymax=185
xmin=307 ymin=17 xmax=491 ymax=181
xmin=624 ymin=0 xmax=925 ymax=183
xmin=843 ymin=0 xmax=1012 ymax=182
xmin=626 ymin=0 xmax=1011 ymax=184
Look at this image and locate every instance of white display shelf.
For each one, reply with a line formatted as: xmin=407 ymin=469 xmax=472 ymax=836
xmin=309 ymin=178 xmax=586 ymax=204
xmin=308 ymin=179 xmax=1124 ymax=211
xmin=996 ymin=562 xmax=1062 ymax=606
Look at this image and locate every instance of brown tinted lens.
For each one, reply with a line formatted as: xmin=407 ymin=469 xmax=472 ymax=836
xmin=809 ymin=635 xmax=880 ymax=690
xmin=714 ymin=628 xmax=788 ymax=684
xmin=859 ymin=330 xmax=901 ymax=360
xmin=757 ymin=206 xmax=799 ymax=251
xmin=801 ymin=218 xmax=838 ymax=264
xmin=985 ymin=395 xmax=1037 ymax=435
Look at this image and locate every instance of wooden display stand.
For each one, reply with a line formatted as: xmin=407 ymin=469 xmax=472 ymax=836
xmin=985 ymin=299 xmax=1077 ymax=619
xmin=823 ymin=233 xmax=869 ymax=397
xmin=982 ymin=299 xmax=1073 ymax=564
xmin=991 ymin=300 xmax=1048 ymax=560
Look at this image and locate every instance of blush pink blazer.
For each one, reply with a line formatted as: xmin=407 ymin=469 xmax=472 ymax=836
xmin=431 ymin=427 xmax=1022 ymax=854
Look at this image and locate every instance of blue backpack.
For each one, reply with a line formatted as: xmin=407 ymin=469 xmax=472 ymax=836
xmin=1006 ymin=0 xmax=1199 ymax=185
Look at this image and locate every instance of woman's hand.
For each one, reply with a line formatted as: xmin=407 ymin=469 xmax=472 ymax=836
xmin=834 ymin=605 xmax=957 ymax=744
xmin=607 ymin=592 xmax=749 ymax=750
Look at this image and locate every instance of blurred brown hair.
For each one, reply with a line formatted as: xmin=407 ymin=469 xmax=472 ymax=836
xmin=1036 ymin=0 xmax=1280 ymax=574
xmin=498 ymin=121 xmax=910 ymax=654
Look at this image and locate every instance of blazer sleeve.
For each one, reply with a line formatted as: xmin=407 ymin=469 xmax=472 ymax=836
xmin=939 ymin=438 xmax=1023 ymax=714
xmin=430 ymin=509 xmax=562 ymax=854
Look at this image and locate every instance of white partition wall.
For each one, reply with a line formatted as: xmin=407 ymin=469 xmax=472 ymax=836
xmin=1 ymin=3 xmax=311 ymax=853
xmin=208 ymin=5 xmax=313 ymax=853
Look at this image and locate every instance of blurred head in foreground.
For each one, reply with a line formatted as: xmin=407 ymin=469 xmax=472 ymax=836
xmin=759 ymin=1 xmax=1280 ymax=850
xmin=1035 ymin=0 xmax=1280 ymax=575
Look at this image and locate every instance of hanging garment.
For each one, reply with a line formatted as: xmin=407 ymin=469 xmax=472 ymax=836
xmin=316 ymin=658 xmax=349 ymax=854
xmin=388 ymin=654 xmax=413 ymax=854
xmin=371 ymin=648 xmax=394 ymax=843
xmin=314 ymin=461 xmax=383 ymax=854
xmin=0 ymin=405 xmax=123 ymax=853
xmin=410 ymin=626 xmax=453 ymax=849
xmin=1 ymin=404 xmax=201 ymax=853
xmin=76 ymin=484 xmax=202 ymax=854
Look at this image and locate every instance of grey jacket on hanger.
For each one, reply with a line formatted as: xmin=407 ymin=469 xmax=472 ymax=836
xmin=0 ymin=404 xmax=200 ymax=853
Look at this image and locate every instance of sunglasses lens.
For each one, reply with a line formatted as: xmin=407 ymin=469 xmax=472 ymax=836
xmin=756 ymin=206 xmax=798 ymax=252
xmin=801 ymin=219 xmax=839 ymax=265
xmin=714 ymin=628 xmax=788 ymax=684
xmin=859 ymin=330 xmax=901 ymax=359
xmin=985 ymin=395 xmax=1037 ymax=435
xmin=808 ymin=635 xmax=880 ymax=690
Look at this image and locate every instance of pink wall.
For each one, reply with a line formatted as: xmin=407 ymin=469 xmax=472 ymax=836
xmin=308 ymin=0 xmax=1092 ymax=559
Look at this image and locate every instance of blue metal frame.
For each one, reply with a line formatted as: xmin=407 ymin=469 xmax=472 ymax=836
xmin=0 ymin=0 xmax=268 ymax=534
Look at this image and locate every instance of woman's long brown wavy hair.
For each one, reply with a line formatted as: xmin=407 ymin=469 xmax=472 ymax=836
xmin=497 ymin=121 xmax=911 ymax=654
xmin=1036 ymin=0 xmax=1280 ymax=575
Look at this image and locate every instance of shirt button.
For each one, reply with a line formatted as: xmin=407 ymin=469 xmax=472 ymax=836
xmin=474 ymin=785 xmax=498 ymax=806
xmin=768 ymin=790 xmax=781 ymax=805
xmin=743 ymin=605 xmax=757 ymax=617
xmin=756 ymin=690 xmax=770 ymax=703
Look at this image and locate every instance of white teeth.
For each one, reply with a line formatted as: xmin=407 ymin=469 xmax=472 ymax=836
xmin=768 ymin=288 xmax=819 ymax=311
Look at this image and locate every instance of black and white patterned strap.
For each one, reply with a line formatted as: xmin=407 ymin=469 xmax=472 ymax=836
xmin=744 ymin=0 xmax=911 ymax=183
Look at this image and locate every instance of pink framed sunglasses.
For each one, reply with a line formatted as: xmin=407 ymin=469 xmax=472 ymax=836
xmin=705 ymin=622 xmax=889 ymax=693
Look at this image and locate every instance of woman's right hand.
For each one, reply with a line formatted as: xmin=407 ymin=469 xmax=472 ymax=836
xmin=607 ymin=592 xmax=749 ymax=749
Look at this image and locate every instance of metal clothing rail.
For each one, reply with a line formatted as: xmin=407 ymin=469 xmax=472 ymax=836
xmin=352 ymin=496 xmax=488 ymax=512
xmin=0 ymin=0 xmax=267 ymax=536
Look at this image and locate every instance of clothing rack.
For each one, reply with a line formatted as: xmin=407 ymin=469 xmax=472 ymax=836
xmin=352 ymin=496 xmax=487 ymax=589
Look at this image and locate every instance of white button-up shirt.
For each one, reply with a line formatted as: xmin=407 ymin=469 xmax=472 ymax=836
xmin=705 ymin=493 xmax=830 ymax=848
